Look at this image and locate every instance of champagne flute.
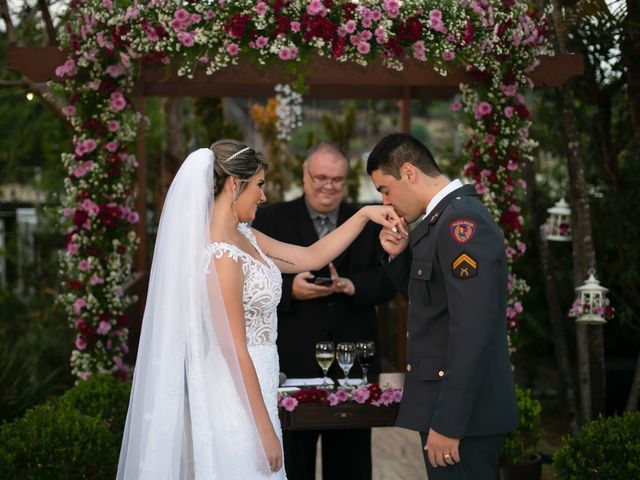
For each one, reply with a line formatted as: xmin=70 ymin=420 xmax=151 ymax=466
xmin=315 ymin=341 xmax=335 ymax=388
xmin=355 ymin=340 xmax=375 ymax=386
xmin=336 ymin=342 xmax=356 ymax=389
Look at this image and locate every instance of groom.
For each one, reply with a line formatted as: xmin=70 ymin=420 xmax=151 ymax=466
xmin=366 ymin=134 xmax=518 ymax=479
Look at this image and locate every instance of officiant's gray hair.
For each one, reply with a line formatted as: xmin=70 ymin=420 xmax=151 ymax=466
xmin=303 ymin=142 xmax=349 ymax=168
xmin=210 ymin=139 xmax=269 ymax=199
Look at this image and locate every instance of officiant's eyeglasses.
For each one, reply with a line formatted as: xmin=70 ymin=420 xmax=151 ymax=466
xmin=306 ymin=169 xmax=346 ymax=188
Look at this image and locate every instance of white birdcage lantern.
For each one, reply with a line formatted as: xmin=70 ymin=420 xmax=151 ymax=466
xmin=545 ymin=198 xmax=572 ymax=241
xmin=572 ymin=270 xmax=610 ymax=325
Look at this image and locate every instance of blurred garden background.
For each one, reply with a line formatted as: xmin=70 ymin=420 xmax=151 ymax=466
xmin=1 ymin=1 xmax=639 ymax=479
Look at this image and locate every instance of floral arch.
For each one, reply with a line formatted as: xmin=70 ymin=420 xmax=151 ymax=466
xmin=38 ymin=0 xmax=559 ymax=379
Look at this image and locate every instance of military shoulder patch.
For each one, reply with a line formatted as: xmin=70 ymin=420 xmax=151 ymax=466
xmin=450 ymin=219 xmax=477 ymax=244
xmin=452 ymin=252 xmax=478 ymax=279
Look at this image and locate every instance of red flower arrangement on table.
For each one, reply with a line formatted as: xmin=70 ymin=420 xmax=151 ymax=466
xmin=278 ymin=384 xmax=403 ymax=412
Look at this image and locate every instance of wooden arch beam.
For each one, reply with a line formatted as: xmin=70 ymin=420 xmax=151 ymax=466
xmin=8 ymin=47 xmax=583 ymax=99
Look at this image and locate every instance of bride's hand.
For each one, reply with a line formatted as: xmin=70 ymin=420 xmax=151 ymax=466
xmin=380 ymin=217 xmax=409 ymax=258
xmin=361 ymin=205 xmax=408 ymax=237
xmin=261 ymin=430 xmax=283 ymax=472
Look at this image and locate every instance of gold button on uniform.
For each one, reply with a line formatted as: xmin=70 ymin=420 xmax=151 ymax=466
xmin=406 ymin=364 xmax=412 ymax=372
xmin=417 ymin=268 xmax=423 ymax=276
xmin=438 ymin=370 xmax=445 ymax=377
xmin=406 ymin=331 xmax=410 ymax=338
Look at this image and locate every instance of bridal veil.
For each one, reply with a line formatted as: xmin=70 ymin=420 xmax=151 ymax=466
xmin=117 ymin=148 xmax=270 ymax=479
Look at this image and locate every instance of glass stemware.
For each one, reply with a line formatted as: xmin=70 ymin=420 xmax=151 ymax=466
xmin=336 ymin=342 xmax=356 ymax=389
xmin=315 ymin=341 xmax=335 ymax=388
xmin=355 ymin=340 xmax=375 ymax=386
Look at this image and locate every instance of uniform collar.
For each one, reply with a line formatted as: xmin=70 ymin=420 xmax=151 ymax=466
xmin=425 ymin=179 xmax=463 ymax=218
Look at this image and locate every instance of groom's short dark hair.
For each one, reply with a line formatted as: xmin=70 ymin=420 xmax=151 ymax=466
xmin=366 ymin=133 xmax=440 ymax=179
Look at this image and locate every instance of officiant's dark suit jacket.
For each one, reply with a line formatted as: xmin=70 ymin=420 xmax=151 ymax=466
xmin=252 ymin=195 xmax=396 ymax=379
xmin=385 ymin=184 xmax=518 ymax=440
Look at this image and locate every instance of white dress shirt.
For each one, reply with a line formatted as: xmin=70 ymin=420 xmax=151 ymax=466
xmin=424 ymin=179 xmax=463 ymax=219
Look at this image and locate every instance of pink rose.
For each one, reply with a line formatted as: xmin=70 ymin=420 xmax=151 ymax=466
xmin=106 ymin=141 xmax=118 ymax=153
xmin=279 ymin=396 xmax=298 ymax=412
xmin=106 ymin=63 xmax=125 ymax=78
xmin=73 ymin=298 xmax=87 ymax=314
xmin=109 ymin=91 xmax=127 ymax=113
xmin=127 ymin=211 xmax=140 ymax=224
xmin=78 ymin=259 xmax=90 ymax=271
xmin=255 ymin=36 xmax=268 ymax=49
xmin=307 ymin=0 xmax=325 ymax=16
xmin=429 ymin=9 xmax=443 ymax=22
xmin=97 ymin=320 xmax=112 ymax=335
xmin=504 ymin=106 xmax=514 ymax=118
xmin=500 ymin=84 xmax=517 ymax=96
xmin=290 ymin=21 xmax=301 ymax=32
xmin=107 ymin=120 xmax=120 ymax=132
xmin=75 ymin=335 xmax=87 ymax=350
xmin=64 ymin=105 xmax=76 ymax=117
xmin=226 ymin=43 xmax=240 ymax=56
xmin=90 ymin=274 xmax=104 ymax=285
xmin=442 ymin=51 xmax=455 ymax=61
xmin=177 ymin=31 xmax=195 ymax=47
xmin=344 ymin=20 xmax=356 ymax=34
xmin=450 ymin=101 xmax=462 ymax=112
xmin=255 ymin=1 xmax=268 ymax=15
xmin=357 ymin=42 xmax=371 ymax=55
xmin=474 ymin=101 xmax=492 ymax=120
xmin=67 ymin=243 xmax=79 ymax=255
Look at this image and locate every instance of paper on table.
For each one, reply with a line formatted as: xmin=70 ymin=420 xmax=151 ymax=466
xmin=282 ymin=378 xmax=363 ymax=387
xmin=282 ymin=378 xmax=326 ymax=387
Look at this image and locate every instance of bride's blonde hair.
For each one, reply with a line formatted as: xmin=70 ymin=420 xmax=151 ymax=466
xmin=210 ymin=139 xmax=269 ymax=200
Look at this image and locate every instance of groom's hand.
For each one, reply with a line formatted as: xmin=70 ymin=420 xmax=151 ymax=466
xmin=425 ymin=428 xmax=460 ymax=468
xmin=379 ymin=218 xmax=409 ymax=259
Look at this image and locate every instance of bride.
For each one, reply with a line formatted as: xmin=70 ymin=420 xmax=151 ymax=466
xmin=116 ymin=140 xmax=406 ymax=479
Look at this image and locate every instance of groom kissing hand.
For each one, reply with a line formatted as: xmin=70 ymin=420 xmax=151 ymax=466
xmin=367 ymin=134 xmax=518 ymax=480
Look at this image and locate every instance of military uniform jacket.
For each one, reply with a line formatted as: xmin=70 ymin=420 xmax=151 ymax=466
xmin=252 ymin=196 xmax=397 ymax=378
xmin=385 ymin=184 xmax=518 ymax=439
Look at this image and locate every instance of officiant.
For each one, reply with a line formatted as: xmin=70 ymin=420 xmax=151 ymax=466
xmin=253 ymin=143 xmax=396 ymax=480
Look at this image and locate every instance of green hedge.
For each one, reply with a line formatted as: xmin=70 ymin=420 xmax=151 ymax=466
xmin=0 ymin=404 xmax=117 ymax=480
xmin=553 ymin=411 xmax=640 ymax=480
xmin=0 ymin=374 xmax=132 ymax=479
xmin=58 ymin=374 xmax=131 ymax=437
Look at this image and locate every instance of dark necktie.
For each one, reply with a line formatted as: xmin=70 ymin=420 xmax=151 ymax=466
xmin=316 ymin=214 xmax=331 ymax=238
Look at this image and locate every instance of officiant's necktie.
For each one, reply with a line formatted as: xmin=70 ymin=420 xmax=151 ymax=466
xmin=315 ymin=214 xmax=331 ymax=238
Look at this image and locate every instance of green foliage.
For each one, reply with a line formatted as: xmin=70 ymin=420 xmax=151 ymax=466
xmin=0 ymin=404 xmax=118 ymax=480
xmin=0 ymin=338 xmax=59 ymax=422
xmin=410 ymin=120 xmax=431 ymax=145
xmin=0 ymin=287 xmax=72 ymax=423
xmin=59 ymin=374 xmax=131 ymax=437
xmin=553 ymin=412 xmax=640 ymax=480
xmin=321 ymin=102 xmax=360 ymax=202
xmin=501 ymin=386 xmax=543 ymax=465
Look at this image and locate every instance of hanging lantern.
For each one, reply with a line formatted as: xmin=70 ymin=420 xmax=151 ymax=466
xmin=545 ymin=198 xmax=572 ymax=241
xmin=570 ymin=270 xmax=612 ymax=325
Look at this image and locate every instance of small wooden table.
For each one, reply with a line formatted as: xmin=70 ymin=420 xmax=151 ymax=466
xmin=279 ymin=403 xmax=399 ymax=431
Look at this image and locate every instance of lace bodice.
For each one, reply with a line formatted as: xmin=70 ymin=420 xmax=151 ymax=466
xmin=205 ymin=223 xmax=282 ymax=346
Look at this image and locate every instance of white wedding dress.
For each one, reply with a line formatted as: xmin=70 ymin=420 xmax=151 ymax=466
xmin=206 ymin=223 xmax=286 ymax=479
